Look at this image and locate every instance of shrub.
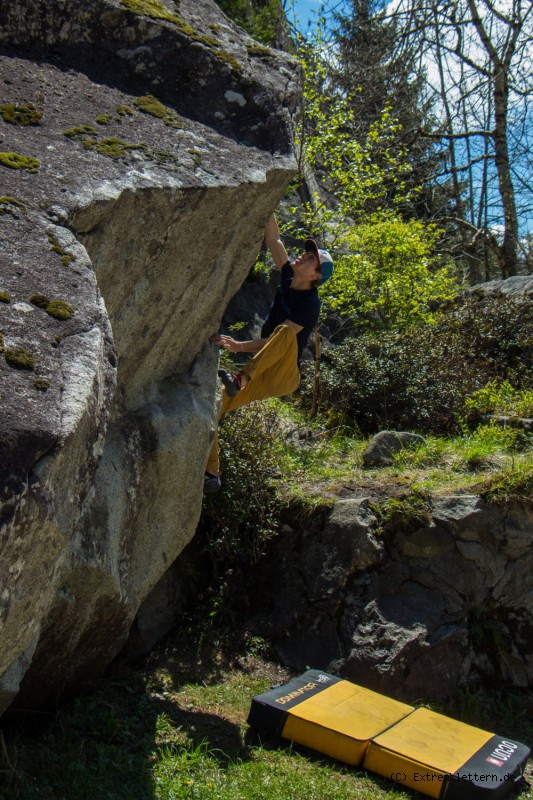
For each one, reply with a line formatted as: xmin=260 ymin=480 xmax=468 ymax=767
xmin=465 ymin=381 xmax=533 ymax=419
xmin=198 ymin=403 xmax=285 ymax=624
xmin=320 ymin=215 xmax=458 ymax=331
xmin=303 ymin=294 xmax=533 ymax=434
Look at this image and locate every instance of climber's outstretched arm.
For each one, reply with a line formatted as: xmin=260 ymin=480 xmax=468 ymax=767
xmin=264 ymin=213 xmax=288 ymax=270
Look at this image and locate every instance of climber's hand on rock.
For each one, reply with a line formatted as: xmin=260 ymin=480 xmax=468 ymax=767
xmin=212 ymin=335 xmax=241 ymax=352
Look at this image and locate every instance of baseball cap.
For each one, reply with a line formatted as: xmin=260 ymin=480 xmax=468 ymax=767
xmin=305 ymin=238 xmax=334 ymax=285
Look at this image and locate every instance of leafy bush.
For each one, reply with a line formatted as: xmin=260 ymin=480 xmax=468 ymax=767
xmin=199 ymin=403 xmax=285 ymax=624
xmin=465 ymin=381 xmax=533 ymax=419
xmin=320 ymin=215 xmax=458 ymax=330
xmin=303 ymin=294 xmax=533 ymax=434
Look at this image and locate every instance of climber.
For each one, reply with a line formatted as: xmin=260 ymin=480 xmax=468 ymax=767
xmin=204 ymin=213 xmax=334 ymax=493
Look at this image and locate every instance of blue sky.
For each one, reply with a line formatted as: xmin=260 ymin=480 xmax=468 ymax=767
xmin=288 ymin=0 xmax=350 ymax=33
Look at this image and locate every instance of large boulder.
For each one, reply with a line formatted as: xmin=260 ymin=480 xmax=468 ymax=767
xmin=248 ymin=494 xmax=533 ymax=701
xmin=0 ymin=0 xmax=299 ymax=712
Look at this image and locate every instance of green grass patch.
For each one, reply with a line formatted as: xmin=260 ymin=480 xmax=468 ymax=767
xmin=1 ymin=644 xmax=531 ymax=800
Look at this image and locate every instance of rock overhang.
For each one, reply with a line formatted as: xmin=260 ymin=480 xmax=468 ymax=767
xmin=0 ymin=0 xmax=300 ymax=712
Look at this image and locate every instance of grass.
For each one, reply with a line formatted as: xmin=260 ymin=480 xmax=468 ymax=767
xmin=261 ymin=398 xmax=533 ymax=500
xmin=1 ymin=400 xmax=531 ymax=799
xmin=1 ymin=639 xmax=531 ymax=800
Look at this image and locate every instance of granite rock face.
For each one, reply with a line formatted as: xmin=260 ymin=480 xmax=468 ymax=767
xmin=0 ymin=0 xmax=299 ymax=712
xmin=248 ymin=495 xmax=533 ymax=701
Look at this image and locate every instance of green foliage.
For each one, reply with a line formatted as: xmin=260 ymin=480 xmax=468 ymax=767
xmin=216 ymin=0 xmax=284 ymax=46
xmin=304 ymin=294 xmax=533 ymax=434
xmin=290 ymin=44 xmax=425 ymax=236
xmin=320 ymin=214 xmax=457 ymax=329
xmin=475 ymin=461 xmax=533 ymax=506
xmin=465 ymin=381 xmax=533 ymax=419
xmin=199 ymin=404 xmax=284 ymax=624
xmin=0 ymin=291 xmax=12 ymax=303
xmin=370 ymin=491 xmax=432 ymax=536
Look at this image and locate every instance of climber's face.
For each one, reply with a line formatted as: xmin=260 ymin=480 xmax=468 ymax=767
xmin=292 ymin=250 xmax=321 ymax=283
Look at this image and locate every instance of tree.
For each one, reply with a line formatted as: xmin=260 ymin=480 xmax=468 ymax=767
xmin=327 ymin=0 xmax=448 ymax=221
xmin=390 ymin=0 xmax=533 ymax=280
xmin=215 ymin=0 xmax=289 ymax=46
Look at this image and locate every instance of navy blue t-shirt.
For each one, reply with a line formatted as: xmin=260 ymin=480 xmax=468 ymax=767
xmin=261 ymin=261 xmax=321 ymax=363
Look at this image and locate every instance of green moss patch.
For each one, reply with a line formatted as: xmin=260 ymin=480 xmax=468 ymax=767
xmin=83 ymin=137 xmax=146 ymax=159
xmin=30 ymin=294 xmax=74 ymax=319
xmin=65 ymin=126 xmax=146 ymax=159
xmin=0 ymin=196 xmax=26 ymax=215
xmin=0 ymin=291 xmax=12 ymax=303
xmin=0 ymin=103 xmax=42 ymax=125
xmin=119 ymin=1 xmax=242 ymax=70
xmin=0 ymin=332 xmax=4 ymax=353
xmin=133 ymin=95 xmax=185 ymax=128
xmin=215 ymin=50 xmax=243 ymax=71
xmin=120 ymin=0 xmax=181 ymax=23
xmin=5 ymin=348 xmax=35 ymax=370
xmin=34 ymin=378 xmax=50 ymax=391
xmin=95 ymin=113 xmax=113 ymax=125
xmin=64 ymin=125 xmax=97 ymax=140
xmin=116 ymin=105 xmax=134 ymax=116
xmin=45 ymin=300 xmax=74 ymax=320
xmin=0 ymin=152 xmax=40 ymax=172
xmin=30 ymin=294 xmax=50 ymax=308
xmin=47 ymin=235 xmax=76 ymax=264
xmin=64 ymin=122 xmax=180 ymax=165
xmin=246 ymin=42 xmax=271 ymax=58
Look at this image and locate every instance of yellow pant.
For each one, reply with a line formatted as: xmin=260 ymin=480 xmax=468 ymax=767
xmin=206 ymin=324 xmax=301 ymax=474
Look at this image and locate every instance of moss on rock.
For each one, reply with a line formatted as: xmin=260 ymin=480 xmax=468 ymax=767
xmin=33 ymin=378 xmax=50 ymax=391
xmin=5 ymin=348 xmax=35 ymax=369
xmin=0 ymin=152 xmax=40 ymax=172
xmin=95 ymin=113 xmax=113 ymax=125
xmin=0 ymin=291 xmax=12 ymax=303
xmin=0 ymin=196 xmax=27 ymax=215
xmin=215 ymin=49 xmax=243 ymax=71
xmin=0 ymin=103 xmax=42 ymax=125
xmin=45 ymin=300 xmax=74 ymax=320
xmin=120 ymin=0 xmax=180 ymax=24
xmin=116 ymin=105 xmax=134 ymax=116
xmin=0 ymin=332 xmax=4 ymax=352
xmin=47 ymin=235 xmax=76 ymax=264
xmin=30 ymin=294 xmax=50 ymax=308
xmin=83 ymin=137 xmax=145 ymax=159
xmin=64 ymin=125 xmax=97 ymax=140
xmin=246 ymin=42 xmax=271 ymax=58
xmin=133 ymin=95 xmax=185 ymax=128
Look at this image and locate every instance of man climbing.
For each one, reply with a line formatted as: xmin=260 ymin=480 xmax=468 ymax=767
xmin=204 ymin=213 xmax=334 ymax=493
